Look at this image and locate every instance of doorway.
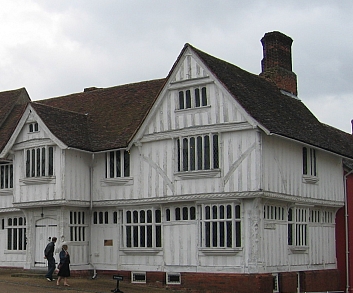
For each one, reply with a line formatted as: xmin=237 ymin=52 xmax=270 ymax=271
xmin=35 ymin=218 xmax=58 ymax=267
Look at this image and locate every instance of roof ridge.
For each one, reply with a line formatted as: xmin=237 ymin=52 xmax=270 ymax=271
xmin=38 ymin=78 xmax=167 ymax=102
xmin=32 ymin=101 xmax=90 ymax=116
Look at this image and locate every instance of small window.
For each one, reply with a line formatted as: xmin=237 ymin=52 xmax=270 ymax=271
xmin=131 ymin=272 xmax=146 ymax=283
xmin=113 ymin=212 xmax=118 ymax=224
xmin=190 ymin=207 xmax=196 ymax=220
xmin=288 ymin=207 xmax=308 ymax=246
xmin=182 ymin=207 xmax=188 ymax=220
xmin=166 ymin=273 xmax=181 ymax=285
xmin=322 ymin=210 xmax=334 ymax=224
xmin=69 ymin=211 xmax=86 ymax=242
xmin=185 ymin=90 xmax=191 ymax=108
xmin=273 ymin=274 xmax=279 ymax=293
xmin=309 ymin=210 xmax=320 ymax=223
xmin=166 ymin=206 xmax=196 ymax=221
xmin=105 ymin=150 xmax=130 ymax=178
xmin=303 ymin=147 xmax=317 ymax=176
xmin=29 ymin=122 xmax=39 ymax=133
xmin=264 ymin=205 xmax=285 ymax=221
xmin=178 ymin=87 xmax=208 ymax=110
xmin=0 ymin=163 xmax=13 ymax=189
xmin=175 ymin=208 xmax=181 ymax=220
xmin=179 ymin=91 xmax=184 ymax=109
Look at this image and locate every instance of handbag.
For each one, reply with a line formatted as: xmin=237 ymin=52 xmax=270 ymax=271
xmin=57 ymin=263 xmax=62 ymax=270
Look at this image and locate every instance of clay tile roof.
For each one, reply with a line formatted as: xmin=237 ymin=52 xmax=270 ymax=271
xmin=31 ymin=102 xmax=92 ymax=151
xmin=2 ymin=44 xmax=352 ymax=160
xmin=0 ymin=88 xmax=30 ymax=154
xmin=36 ymin=78 xmax=166 ymax=152
xmin=187 ymin=44 xmax=353 ymax=159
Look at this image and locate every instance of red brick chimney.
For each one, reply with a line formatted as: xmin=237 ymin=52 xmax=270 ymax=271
xmin=260 ymin=31 xmax=298 ymax=96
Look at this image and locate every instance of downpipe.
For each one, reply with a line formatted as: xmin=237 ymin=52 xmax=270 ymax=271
xmin=89 ymin=153 xmax=97 ymax=280
xmin=344 ymin=169 xmax=353 ymax=293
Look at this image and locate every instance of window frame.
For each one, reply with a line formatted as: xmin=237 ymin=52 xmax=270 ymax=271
xmin=288 ymin=206 xmax=308 ymax=249
xmin=105 ymin=150 xmax=130 ymax=179
xmin=69 ymin=211 xmax=87 ymax=242
xmin=165 ymin=206 xmax=196 ymax=222
xmin=263 ymin=204 xmax=285 ymax=221
xmin=178 ymin=86 xmax=208 ymax=110
xmin=0 ymin=163 xmax=13 ymax=190
xmin=5 ymin=216 xmax=27 ymax=251
xmin=200 ymin=203 xmax=242 ymax=251
xmin=93 ymin=211 xmax=110 ymax=225
xmin=25 ymin=146 xmax=54 ymax=178
xmin=28 ymin=122 xmax=39 ymax=133
xmin=122 ymin=208 xmax=162 ymax=250
xmin=176 ymin=133 xmax=219 ymax=173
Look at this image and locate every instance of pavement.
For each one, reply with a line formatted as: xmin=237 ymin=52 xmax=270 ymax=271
xmin=0 ymin=268 xmax=187 ymax=293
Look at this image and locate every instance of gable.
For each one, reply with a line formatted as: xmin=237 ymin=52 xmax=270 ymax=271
xmin=171 ymin=50 xmax=208 ymax=82
xmin=13 ymin=107 xmax=65 ymax=150
xmin=134 ymin=47 xmax=258 ymax=143
xmin=2 ymin=105 xmax=68 ymax=158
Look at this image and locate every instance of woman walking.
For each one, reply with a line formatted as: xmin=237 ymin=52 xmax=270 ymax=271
xmin=56 ymin=243 xmax=70 ymax=286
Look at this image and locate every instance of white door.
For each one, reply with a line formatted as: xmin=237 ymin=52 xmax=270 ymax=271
xmin=35 ymin=218 xmax=58 ymax=267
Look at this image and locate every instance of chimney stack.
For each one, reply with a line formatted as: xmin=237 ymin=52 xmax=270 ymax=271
xmin=260 ymin=31 xmax=298 ymax=96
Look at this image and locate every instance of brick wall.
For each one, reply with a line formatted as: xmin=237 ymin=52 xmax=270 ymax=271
xmin=89 ymin=269 xmax=341 ymax=293
xmin=180 ymin=272 xmax=273 ymax=293
xmin=300 ymin=269 xmax=341 ymax=292
xmin=279 ymin=271 xmax=298 ymax=293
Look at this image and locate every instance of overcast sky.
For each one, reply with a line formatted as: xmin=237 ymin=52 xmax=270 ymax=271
xmin=0 ymin=1 xmax=352 ymax=133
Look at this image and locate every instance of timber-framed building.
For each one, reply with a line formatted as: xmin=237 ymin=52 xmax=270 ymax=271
xmin=0 ymin=31 xmax=352 ymax=292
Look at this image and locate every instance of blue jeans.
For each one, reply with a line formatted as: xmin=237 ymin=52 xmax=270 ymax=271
xmin=45 ymin=257 xmax=55 ymax=279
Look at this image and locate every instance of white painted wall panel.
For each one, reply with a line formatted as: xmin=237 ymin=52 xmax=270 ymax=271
xmin=69 ymin=242 xmax=89 ymax=265
xmin=64 ymin=150 xmax=90 ymax=201
xmin=262 ymin=135 xmax=344 ymax=202
xmin=120 ymin=254 xmax=164 ymax=271
xmin=0 ymin=195 xmax=15 ymax=209
xmin=90 ymin=224 xmax=118 ymax=266
xmin=13 ymin=147 xmax=62 ymax=203
xmin=309 ymin=225 xmax=337 ymax=266
xmin=164 ymin=223 xmax=197 ymax=266
xmin=263 ymin=223 xmax=288 ymax=267
xmin=222 ymin=131 xmax=259 ymax=193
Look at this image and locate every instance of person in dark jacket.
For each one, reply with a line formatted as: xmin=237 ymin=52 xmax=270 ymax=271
xmin=44 ymin=236 xmax=57 ymax=281
xmin=56 ymin=243 xmax=71 ymax=286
